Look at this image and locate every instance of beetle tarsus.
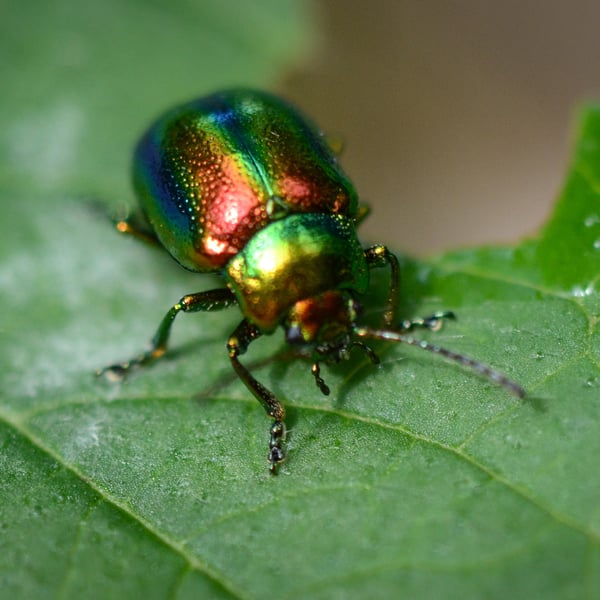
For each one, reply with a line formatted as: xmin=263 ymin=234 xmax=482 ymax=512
xmin=400 ymin=310 xmax=456 ymax=333
xmin=311 ymin=362 xmax=330 ymax=395
xmin=96 ymin=363 xmax=129 ymax=382
xmin=268 ymin=420 xmax=286 ymax=474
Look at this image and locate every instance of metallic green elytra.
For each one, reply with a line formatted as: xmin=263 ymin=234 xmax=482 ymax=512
xmin=99 ymin=89 xmax=525 ymax=473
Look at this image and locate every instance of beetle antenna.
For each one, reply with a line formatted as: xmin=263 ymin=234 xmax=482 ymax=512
xmin=354 ymin=326 xmax=525 ymax=398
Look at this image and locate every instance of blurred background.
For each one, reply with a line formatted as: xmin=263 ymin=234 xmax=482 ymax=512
xmin=4 ymin=0 xmax=600 ymax=255
xmin=283 ymin=1 xmax=600 ymax=252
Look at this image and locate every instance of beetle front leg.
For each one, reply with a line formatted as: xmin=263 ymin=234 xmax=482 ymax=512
xmin=399 ymin=310 xmax=456 ymax=332
xmin=98 ymin=288 xmax=237 ymax=380
xmin=311 ymin=362 xmax=330 ymax=396
xmin=365 ymin=246 xmax=455 ymax=333
xmin=227 ymin=319 xmax=287 ymax=473
xmin=364 ymin=244 xmax=400 ymax=327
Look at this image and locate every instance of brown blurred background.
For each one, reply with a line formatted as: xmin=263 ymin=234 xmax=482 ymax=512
xmin=283 ymin=1 xmax=600 ymax=254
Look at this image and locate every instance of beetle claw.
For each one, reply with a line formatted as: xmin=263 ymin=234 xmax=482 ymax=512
xmin=96 ymin=364 xmax=129 ymax=382
xmin=268 ymin=420 xmax=286 ymax=474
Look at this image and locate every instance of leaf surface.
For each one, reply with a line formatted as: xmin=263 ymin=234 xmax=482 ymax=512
xmin=1 ymin=3 xmax=599 ymax=598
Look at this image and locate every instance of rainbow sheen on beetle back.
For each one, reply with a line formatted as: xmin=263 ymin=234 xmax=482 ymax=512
xmin=133 ymin=89 xmax=359 ymax=272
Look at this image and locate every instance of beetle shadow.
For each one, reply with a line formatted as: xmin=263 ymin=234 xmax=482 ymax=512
xmin=192 ymin=344 xmax=303 ymax=430
xmin=520 ymin=393 xmax=548 ymax=413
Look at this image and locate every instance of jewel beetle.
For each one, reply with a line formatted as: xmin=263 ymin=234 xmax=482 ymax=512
xmin=99 ymin=89 xmax=525 ymax=473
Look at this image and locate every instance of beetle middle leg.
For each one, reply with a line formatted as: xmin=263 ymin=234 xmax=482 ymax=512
xmin=98 ymin=288 xmax=237 ymax=380
xmin=364 ymin=245 xmax=455 ymax=332
xmin=227 ymin=319 xmax=286 ymax=473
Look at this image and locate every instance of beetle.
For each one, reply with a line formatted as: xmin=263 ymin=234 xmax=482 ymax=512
xmin=98 ymin=89 xmax=525 ymax=473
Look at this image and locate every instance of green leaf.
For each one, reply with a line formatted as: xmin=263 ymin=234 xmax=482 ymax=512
xmin=2 ymin=3 xmax=600 ymax=598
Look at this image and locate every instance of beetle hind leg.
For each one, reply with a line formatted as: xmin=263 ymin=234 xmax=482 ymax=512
xmin=111 ymin=209 xmax=162 ymax=247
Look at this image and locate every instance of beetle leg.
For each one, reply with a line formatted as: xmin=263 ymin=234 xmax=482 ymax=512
xmin=365 ymin=246 xmax=456 ymax=333
xmin=227 ymin=319 xmax=287 ymax=473
xmin=107 ymin=209 xmax=163 ymax=247
xmin=98 ymin=288 xmax=237 ymax=380
xmin=399 ymin=310 xmax=456 ymax=332
xmin=311 ymin=362 xmax=330 ymax=395
xmin=114 ymin=217 xmax=161 ymax=247
xmin=364 ymin=245 xmax=400 ymax=327
xmin=88 ymin=201 xmax=163 ymax=248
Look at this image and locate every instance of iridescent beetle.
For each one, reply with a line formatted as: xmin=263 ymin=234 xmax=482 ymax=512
xmin=99 ymin=89 xmax=525 ymax=472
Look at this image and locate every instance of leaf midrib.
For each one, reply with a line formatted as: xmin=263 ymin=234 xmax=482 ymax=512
xmin=2 ymin=379 xmax=597 ymax=555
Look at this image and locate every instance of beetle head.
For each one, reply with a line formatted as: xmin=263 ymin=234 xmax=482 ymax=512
xmin=284 ymin=290 xmax=360 ymax=360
